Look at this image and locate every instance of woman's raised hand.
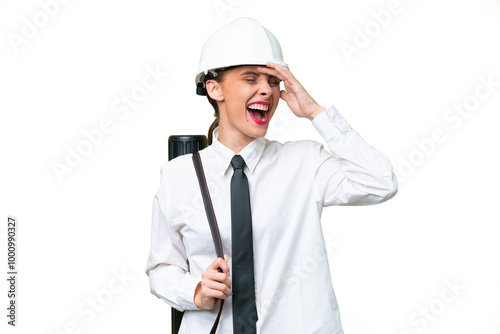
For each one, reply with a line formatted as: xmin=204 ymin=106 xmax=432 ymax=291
xmin=257 ymin=61 xmax=326 ymax=121
xmin=194 ymin=254 xmax=232 ymax=310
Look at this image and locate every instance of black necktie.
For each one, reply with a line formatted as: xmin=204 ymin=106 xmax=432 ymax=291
xmin=230 ymin=155 xmax=257 ymax=334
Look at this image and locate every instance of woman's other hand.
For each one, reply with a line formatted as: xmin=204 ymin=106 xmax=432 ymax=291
xmin=257 ymin=61 xmax=326 ymax=121
xmin=194 ymin=254 xmax=232 ymax=310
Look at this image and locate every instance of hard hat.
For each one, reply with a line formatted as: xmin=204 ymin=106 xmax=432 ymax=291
xmin=195 ymin=17 xmax=288 ymax=96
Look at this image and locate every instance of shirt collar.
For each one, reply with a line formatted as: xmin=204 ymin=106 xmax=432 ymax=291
xmin=211 ymin=126 xmax=266 ymax=176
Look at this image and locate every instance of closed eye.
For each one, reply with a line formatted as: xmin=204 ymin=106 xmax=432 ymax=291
xmin=269 ymin=76 xmax=281 ymax=85
xmin=244 ymin=78 xmax=281 ymax=85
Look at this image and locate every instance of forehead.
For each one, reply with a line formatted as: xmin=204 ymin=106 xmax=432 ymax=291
xmin=235 ymin=65 xmax=260 ymax=71
xmin=229 ymin=65 xmax=277 ymax=78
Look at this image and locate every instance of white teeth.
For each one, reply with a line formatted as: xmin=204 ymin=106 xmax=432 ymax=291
xmin=248 ymin=103 xmax=269 ymax=111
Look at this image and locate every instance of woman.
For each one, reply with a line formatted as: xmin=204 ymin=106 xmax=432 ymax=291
xmin=146 ymin=17 xmax=398 ymax=334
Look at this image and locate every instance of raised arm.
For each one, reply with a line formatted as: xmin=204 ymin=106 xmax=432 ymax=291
xmin=310 ymin=105 xmax=398 ymax=206
xmin=257 ymin=61 xmax=397 ymax=206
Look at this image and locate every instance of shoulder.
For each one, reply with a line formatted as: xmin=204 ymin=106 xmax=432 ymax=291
xmin=262 ymin=138 xmax=329 ymax=172
xmin=159 ymin=144 xmax=216 ymax=179
xmin=159 ymin=153 xmax=193 ymax=175
xmin=264 ymin=137 xmax=325 ymax=156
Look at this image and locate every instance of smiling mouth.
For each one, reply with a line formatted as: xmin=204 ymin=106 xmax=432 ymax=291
xmin=247 ymin=103 xmax=270 ymax=124
xmin=247 ymin=108 xmax=267 ymax=122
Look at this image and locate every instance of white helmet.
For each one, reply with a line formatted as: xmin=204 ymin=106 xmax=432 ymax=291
xmin=195 ymin=17 xmax=288 ymax=95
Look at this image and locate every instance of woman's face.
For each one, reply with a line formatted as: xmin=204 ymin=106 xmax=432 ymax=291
xmin=210 ymin=65 xmax=281 ymax=143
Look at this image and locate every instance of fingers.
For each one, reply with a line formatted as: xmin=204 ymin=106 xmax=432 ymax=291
xmin=199 ymin=255 xmax=233 ymax=304
xmin=207 ymin=255 xmax=230 ymax=277
xmin=257 ymin=61 xmax=295 ymax=83
xmin=202 ymin=267 xmax=231 ymax=285
xmin=206 ymin=255 xmax=232 ymax=285
xmin=280 ymin=90 xmax=291 ymax=103
xmin=200 ymin=273 xmax=233 ymax=299
xmin=257 ymin=65 xmax=286 ymax=82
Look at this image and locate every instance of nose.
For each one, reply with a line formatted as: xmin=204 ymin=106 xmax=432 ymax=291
xmin=257 ymin=77 xmax=272 ymax=96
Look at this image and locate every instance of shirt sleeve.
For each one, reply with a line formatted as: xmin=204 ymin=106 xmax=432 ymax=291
xmin=310 ymin=105 xmax=398 ymax=206
xmin=145 ymin=165 xmax=202 ymax=311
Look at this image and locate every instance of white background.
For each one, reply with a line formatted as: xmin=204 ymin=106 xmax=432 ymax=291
xmin=1 ymin=0 xmax=500 ymax=333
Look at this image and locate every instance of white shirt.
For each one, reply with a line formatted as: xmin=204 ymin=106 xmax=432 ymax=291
xmin=145 ymin=105 xmax=398 ymax=334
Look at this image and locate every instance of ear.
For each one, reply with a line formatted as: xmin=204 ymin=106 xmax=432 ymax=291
xmin=206 ymin=79 xmax=224 ymax=102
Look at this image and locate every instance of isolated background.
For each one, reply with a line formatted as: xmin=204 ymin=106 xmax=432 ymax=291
xmin=1 ymin=0 xmax=500 ymax=333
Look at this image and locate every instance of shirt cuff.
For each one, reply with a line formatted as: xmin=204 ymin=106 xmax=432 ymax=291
xmin=311 ymin=105 xmax=352 ymax=141
xmin=176 ymin=274 xmax=202 ymax=310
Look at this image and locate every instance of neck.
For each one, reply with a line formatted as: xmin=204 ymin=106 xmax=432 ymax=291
xmin=217 ymin=125 xmax=256 ymax=154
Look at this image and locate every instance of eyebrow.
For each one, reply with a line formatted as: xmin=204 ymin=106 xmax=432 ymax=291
xmin=240 ymin=71 xmax=260 ymax=76
xmin=240 ymin=71 xmax=280 ymax=80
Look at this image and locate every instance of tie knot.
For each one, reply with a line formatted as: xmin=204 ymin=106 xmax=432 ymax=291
xmin=231 ymin=155 xmax=245 ymax=170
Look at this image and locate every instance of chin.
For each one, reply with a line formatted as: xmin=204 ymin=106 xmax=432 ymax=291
xmin=250 ymin=127 xmax=268 ymax=138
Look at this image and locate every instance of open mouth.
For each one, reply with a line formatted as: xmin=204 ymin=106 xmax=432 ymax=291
xmin=247 ymin=102 xmax=270 ymax=125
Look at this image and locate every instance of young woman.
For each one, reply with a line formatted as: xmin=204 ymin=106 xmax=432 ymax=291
xmin=146 ymin=17 xmax=398 ymax=334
